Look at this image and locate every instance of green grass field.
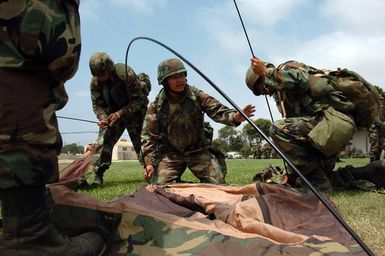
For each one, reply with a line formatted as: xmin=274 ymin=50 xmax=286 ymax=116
xmin=72 ymin=157 xmax=385 ymax=255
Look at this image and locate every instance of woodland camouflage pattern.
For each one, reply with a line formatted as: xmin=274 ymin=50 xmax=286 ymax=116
xmin=90 ymin=61 xmax=149 ymax=165
xmin=245 ymin=60 xmax=380 ymax=191
xmin=369 ymin=96 xmax=385 ymax=161
xmin=48 ymin=183 xmax=365 ymax=256
xmin=141 ymin=85 xmax=239 ymax=184
xmin=90 ymin=63 xmax=148 ymax=121
xmin=89 ymin=52 xmax=114 ymax=76
xmin=117 ymin=212 xmax=358 ymax=256
xmin=157 ymin=58 xmax=187 ymax=84
xmin=0 ymin=0 xmax=81 ymax=188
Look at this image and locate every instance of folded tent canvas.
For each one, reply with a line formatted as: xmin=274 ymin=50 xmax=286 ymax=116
xmin=48 ymin=156 xmax=364 ymax=255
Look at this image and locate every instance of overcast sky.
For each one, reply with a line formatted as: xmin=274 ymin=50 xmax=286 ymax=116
xmin=58 ymin=0 xmax=385 ymax=145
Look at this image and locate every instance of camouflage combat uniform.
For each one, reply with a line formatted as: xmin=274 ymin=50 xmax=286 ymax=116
xmin=142 ymin=85 xmax=240 ymax=185
xmin=261 ymin=143 xmax=272 ymax=159
xmin=0 ymin=0 xmax=81 ymax=188
xmin=245 ymin=60 xmax=371 ymax=192
xmin=0 ymin=1 xmax=104 ymax=255
xmin=90 ymin=60 xmax=149 ymax=170
xmin=368 ymin=97 xmax=385 ymax=162
xmin=252 ymin=143 xmax=262 ymax=159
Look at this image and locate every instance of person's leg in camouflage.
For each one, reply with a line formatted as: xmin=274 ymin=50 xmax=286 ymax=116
xmin=0 ymin=186 xmax=104 ymax=256
xmin=271 ymin=117 xmax=334 ymax=192
xmin=378 ymin=132 xmax=385 ymax=161
xmin=186 ymin=149 xmax=226 ymax=184
xmin=368 ymin=126 xmax=381 ymax=162
xmin=93 ymin=120 xmax=125 ymax=186
xmin=125 ymin=112 xmax=146 ymax=166
xmin=208 ymin=147 xmax=228 ymax=182
xmin=151 ymin=153 xmax=187 ymax=185
xmin=0 ymin=70 xmax=104 ymax=255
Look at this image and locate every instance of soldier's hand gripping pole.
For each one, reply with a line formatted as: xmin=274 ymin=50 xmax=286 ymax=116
xmin=125 ymin=36 xmax=374 ymax=256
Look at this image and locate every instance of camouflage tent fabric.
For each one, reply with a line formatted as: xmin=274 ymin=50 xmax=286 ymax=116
xmin=46 ymin=144 xmax=101 ymax=189
xmin=47 ymin=182 xmax=364 ymax=255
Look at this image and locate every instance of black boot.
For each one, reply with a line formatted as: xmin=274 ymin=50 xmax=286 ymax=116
xmin=0 ymin=186 xmax=105 ymax=256
xmin=92 ymin=165 xmax=109 ymax=186
xmin=349 ymin=160 xmax=385 ymax=189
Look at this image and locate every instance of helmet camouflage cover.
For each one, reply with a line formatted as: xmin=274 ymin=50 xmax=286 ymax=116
xmin=157 ymin=58 xmax=187 ymax=85
xmin=89 ymin=52 xmax=114 ymax=76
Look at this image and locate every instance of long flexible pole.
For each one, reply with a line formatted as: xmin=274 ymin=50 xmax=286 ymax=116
xmin=61 ymin=131 xmax=98 ymax=134
xmin=233 ymin=0 xmax=254 ymax=57
xmin=57 ymin=115 xmax=98 ymax=124
xmin=233 ymin=0 xmax=274 ymax=122
xmin=232 ymin=0 xmax=295 ymax=186
xmin=125 ymin=36 xmax=373 ymax=256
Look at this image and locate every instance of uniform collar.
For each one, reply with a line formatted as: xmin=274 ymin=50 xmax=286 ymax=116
xmin=157 ymin=84 xmax=196 ymax=106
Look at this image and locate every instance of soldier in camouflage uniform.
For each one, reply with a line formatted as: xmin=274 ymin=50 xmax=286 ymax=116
xmin=261 ymin=143 xmax=272 ymax=159
xmin=142 ymin=58 xmax=255 ymax=185
xmin=0 ymin=1 xmax=104 ymax=255
xmin=252 ymin=143 xmax=262 ymax=159
xmin=245 ymin=57 xmax=378 ymax=192
xmin=89 ymin=52 xmax=150 ymax=185
xmin=203 ymin=122 xmax=228 ymax=179
xmin=368 ymin=95 xmax=385 ymax=162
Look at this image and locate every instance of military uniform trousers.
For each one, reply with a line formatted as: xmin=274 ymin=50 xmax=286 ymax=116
xmin=150 ymin=148 xmax=225 ymax=185
xmin=368 ymin=125 xmax=385 ymax=161
xmin=96 ymin=112 xmax=145 ymax=167
xmin=270 ymin=115 xmax=338 ymax=192
xmin=0 ymin=69 xmax=61 ymax=189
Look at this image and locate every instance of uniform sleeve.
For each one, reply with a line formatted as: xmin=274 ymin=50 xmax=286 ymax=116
xmin=90 ymin=78 xmax=108 ymax=120
xmin=116 ymin=67 xmax=148 ymax=119
xmin=0 ymin=0 xmax=81 ymax=84
xmin=141 ymin=102 xmax=161 ymax=166
xmin=263 ymin=65 xmax=310 ymax=93
xmin=137 ymin=72 xmax=151 ymax=96
xmin=195 ymin=88 xmax=239 ymax=126
xmin=374 ymin=105 xmax=385 ymax=131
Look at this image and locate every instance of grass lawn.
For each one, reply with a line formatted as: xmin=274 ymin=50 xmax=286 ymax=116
xmin=69 ymin=158 xmax=383 ymax=255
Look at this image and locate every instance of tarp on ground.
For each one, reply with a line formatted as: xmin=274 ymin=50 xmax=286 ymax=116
xmin=50 ymin=144 xmax=101 ymax=189
xmin=47 ymin=182 xmax=364 ymax=256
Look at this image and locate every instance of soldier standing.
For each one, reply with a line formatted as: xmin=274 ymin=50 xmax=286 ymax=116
xmin=89 ymin=52 xmax=150 ymax=185
xmin=252 ymin=143 xmax=262 ymax=159
xmin=0 ymin=1 xmax=103 ymax=255
xmin=262 ymin=143 xmax=272 ymax=159
xmin=142 ymin=58 xmax=255 ymax=185
xmin=245 ymin=57 xmax=379 ymax=192
xmin=368 ymin=95 xmax=385 ymax=162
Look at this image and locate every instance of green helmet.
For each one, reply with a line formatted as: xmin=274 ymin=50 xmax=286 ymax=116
xmin=157 ymin=58 xmax=187 ymax=85
xmin=89 ymin=52 xmax=114 ymax=76
xmin=245 ymin=66 xmax=259 ymax=92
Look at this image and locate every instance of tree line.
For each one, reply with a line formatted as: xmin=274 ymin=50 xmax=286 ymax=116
xmin=213 ymin=118 xmax=272 ymax=158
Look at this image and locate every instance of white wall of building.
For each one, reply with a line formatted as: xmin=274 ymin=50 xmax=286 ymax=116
xmin=351 ymin=128 xmax=370 ymax=154
xmin=111 ymin=138 xmax=137 ymax=160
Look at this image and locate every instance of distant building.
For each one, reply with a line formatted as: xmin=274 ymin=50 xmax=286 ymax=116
xmin=111 ymin=138 xmax=137 ymax=161
xmin=83 ymin=138 xmax=137 ymax=161
xmin=351 ymin=128 xmax=370 ymax=154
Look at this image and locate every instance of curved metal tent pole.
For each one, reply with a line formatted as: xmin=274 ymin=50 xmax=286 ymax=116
xmin=125 ymin=36 xmax=373 ymax=256
xmin=57 ymin=115 xmax=98 ymax=124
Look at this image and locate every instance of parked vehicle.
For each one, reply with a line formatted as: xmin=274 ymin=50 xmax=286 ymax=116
xmin=226 ymin=152 xmax=242 ymax=159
